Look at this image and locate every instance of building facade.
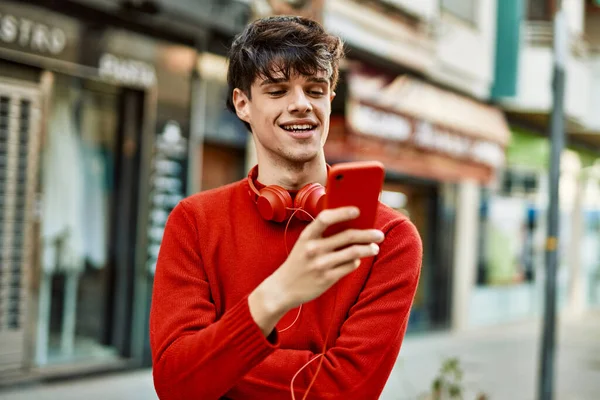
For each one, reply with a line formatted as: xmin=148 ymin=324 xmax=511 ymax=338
xmin=323 ymin=0 xmax=512 ymax=332
xmin=486 ymin=0 xmax=600 ymax=326
xmin=0 ymin=0 xmax=253 ymax=384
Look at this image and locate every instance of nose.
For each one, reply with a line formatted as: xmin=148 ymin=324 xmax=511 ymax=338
xmin=287 ymin=87 xmax=312 ymax=114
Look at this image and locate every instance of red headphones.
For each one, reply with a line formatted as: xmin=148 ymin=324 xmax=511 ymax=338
xmin=247 ymin=165 xmax=326 ymax=223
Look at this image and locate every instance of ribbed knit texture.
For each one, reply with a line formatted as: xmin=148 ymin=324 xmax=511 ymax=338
xmin=150 ymin=178 xmax=422 ymax=400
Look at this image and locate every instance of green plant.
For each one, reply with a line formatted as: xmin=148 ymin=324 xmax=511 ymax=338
xmin=419 ymin=358 xmax=488 ymax=400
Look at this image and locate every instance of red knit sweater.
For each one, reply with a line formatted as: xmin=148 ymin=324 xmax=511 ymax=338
xmin=149 ymin=178 xmax=422 ymax=400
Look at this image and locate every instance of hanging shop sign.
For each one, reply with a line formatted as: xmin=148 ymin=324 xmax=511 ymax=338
xmin=98 ymin=53 xmax=157 ymax=89
xmin=0 ymin=2 xmax=81 ymax=63
xmin=146 ymin=121 xmax=188 ymax=276
xmin=0 ymin=4 xmax=166 ymax=91
xmin=0 ymin=12 xmax=67 ymax=55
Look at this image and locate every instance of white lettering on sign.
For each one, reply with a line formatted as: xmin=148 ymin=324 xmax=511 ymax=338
xmin=350 ymin=103 xmax=412 ymax=142
xmin=349 ymin=101 xmax=505 ymax=168
xmin=413 ymin=121 xmax=505 ymax=167
xmin=471 ymin=141 xmax=505 ymax=168
xmin=99 ymin=53 xmax=156 ymax=88
xmin=0 ymin=13 xmax=66 ymax=55
xmin=414 ymin=121 xmax=471 ymax=158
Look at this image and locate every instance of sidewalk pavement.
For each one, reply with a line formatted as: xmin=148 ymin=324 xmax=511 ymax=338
xmin=381 ymin=312 xmax=600 ymax=400
xmin=1 ymin=313 xmax=599 ymax=400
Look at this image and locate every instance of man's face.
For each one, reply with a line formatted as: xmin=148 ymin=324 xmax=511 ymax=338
xmin=233 ymin=69 xmax=334 ymax=165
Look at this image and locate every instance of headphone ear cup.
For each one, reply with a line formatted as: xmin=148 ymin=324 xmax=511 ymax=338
xmin=294 ymin=183 xmax=326 ymax=221
xmin=257 ymin=186 xmax=293 ymax=222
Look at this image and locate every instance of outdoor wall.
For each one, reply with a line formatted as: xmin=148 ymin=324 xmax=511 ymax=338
xmin=565 ymin=0 xmax=585 ymax=35
xmin=429 ymin=0 xmax=498 ymax=99
xmin=499 ymin=43 xmax=590 ymax=124
xmin=379 ymin=0 xmax=439 ymax=20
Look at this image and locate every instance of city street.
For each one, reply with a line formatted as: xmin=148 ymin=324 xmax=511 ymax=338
xmin=2 ymin=312 xmax=599 ymax=400
xmin=2 ymin=1 xmax=600 ymax=400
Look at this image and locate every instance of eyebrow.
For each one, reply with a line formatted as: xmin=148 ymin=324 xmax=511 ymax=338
xmin=260 ymin=77 xmax=287 ymax=86
xmin=259 ymin=76 xmax=329 ymax=86
xmin=307 ymin=77 xmax=329 ymax=85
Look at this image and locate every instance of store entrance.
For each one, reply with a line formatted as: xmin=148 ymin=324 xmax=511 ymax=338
xmin=36 ymin=74 xmax=144 ymax=367
xmin=381 ymin=180 xmax=451 ymax=332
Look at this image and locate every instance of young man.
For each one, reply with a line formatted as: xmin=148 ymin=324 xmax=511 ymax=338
xmin=150 ymin=16 xmax=422 ymax=400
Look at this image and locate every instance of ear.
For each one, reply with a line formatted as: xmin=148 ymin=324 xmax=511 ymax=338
xmin=328 ymin=91 xmax=336 ymax=114
xmin=232 ymin=88 xmax=251 ymax=124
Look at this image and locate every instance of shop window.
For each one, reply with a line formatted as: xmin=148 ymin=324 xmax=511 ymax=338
xmin=500 ymin=169 xmax=539 ymax=196
xmin=441 ymin=0 xmax=479 ymax=25
xmin=477 ymin=168 xmax=541 ymax=286
xmin=477 ymin=193 xmax=537 ymax=286
xmin=36 ymin=76 xmax=132 ymax=366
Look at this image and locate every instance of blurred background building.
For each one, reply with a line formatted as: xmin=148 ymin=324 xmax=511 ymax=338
xmin=0 ymin=0 xmax=251 ymax=384
xmin=0 ymin=0 xmax=599 ymax=389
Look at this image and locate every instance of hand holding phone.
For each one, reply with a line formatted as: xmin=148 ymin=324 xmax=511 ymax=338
xmin=322 ymin=161 xmax=385 ymax=237
xmin=252 ymin=161 xmax=386 ymax=316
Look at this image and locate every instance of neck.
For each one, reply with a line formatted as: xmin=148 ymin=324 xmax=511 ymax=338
xmin=255 ymin=153 xmax=328 ymax=190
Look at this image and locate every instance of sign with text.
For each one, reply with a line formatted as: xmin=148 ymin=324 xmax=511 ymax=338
xmin=347 ymin=100 xmax=505 ymax=169
xmin=0 ymin=13 xmax=67 ymax=55
xmin=99 ymin=53 xmax=157 ymax=89
xmin=0 ymin=2 xmax=81 ymax=63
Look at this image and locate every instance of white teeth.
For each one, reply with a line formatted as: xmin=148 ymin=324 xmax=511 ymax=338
xmin=282 ymin=124 xmax=314 ymax=131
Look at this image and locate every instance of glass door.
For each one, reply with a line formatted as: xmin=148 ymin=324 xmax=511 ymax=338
xmin=36 ymin=74 xmax=143 ymax=366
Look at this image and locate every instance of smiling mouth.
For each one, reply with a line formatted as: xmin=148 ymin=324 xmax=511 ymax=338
xmin=280 ymin=124 xmax=317 ymax=133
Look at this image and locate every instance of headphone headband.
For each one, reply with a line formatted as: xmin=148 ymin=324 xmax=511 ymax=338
xmin=247 ymin=165 xmax=262 ymax=200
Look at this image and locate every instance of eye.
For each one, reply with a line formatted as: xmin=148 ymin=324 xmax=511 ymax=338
xmin=309 ymin=90 xmax=324 ymax=96
xmin=268 ymin=90 xmax=286 ymax=96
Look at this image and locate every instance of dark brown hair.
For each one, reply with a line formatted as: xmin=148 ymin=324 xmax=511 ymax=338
xmin=226 ymin=15 xmax=344 ymax=128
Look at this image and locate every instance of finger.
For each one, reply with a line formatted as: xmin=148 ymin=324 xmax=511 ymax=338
xmin=302 ymin=207 xmax=359 ymax=239
xmin=314 ymin=243 xmax=379 ymax=271
xmin=319 ymin=229 xmax=384 ymax=253
xmin=324 ymin=259 xmax=361 ymax=283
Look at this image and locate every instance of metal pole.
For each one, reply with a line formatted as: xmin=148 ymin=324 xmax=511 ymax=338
xmin=539 ymin=2 xmax=566 ymax=400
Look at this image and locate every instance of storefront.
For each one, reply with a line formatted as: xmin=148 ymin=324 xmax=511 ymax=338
xmin=580 ymin=173 xmax=600 ymax=309
xmin=471 ymin=126 xmax=600 ymax=326
xmin=0 ymin=1 xmax=198 ymax=379
xmin=557 ymin=147 xmax=600 ymax=314
xmin=470 ymin=128 xmax=549 ymax=326
xmin=325 ymin=61 xmax=511 ymax=332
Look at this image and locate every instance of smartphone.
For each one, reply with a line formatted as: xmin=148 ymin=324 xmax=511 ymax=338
xmin=322 ymin=161 xmax=385 ymax=237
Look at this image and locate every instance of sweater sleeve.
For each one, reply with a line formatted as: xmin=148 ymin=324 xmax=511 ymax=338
xmin=149 ymin=200 xmax=280 ymax=400
xmin=230 ymin=219 xmax=422 ymax=399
